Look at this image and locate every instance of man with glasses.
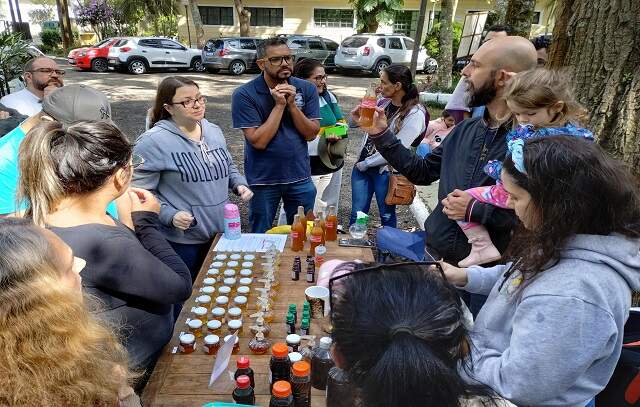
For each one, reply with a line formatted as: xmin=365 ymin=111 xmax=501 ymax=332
xmin=0 ymin=85 xmax=115 ymax=217
xmin=232 ymin=37 xmax=321 ymax=232
xmin=0 ymin=57 xmax=65 ymax=116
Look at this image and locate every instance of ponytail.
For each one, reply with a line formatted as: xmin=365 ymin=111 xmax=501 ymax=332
xmin=18 ymin=120 xmax=132 ymax=226
xmin=18 ymin=121 xmax=66 ymax=226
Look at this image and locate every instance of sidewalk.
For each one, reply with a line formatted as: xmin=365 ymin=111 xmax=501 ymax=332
xmin=410 ymin=182 xmax=439 ymax=230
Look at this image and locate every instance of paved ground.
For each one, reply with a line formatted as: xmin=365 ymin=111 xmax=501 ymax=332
xmin=60 ymin=61 xmax=424 ymax=230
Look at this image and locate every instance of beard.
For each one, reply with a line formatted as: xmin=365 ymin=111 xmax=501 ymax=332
xmin=464 ymin=73 xmax=497 ymax=108
xmin=33 ymin=77 xmax=63 ymax=92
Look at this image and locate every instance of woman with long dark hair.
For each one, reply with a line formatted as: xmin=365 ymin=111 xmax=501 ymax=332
xmin=329 ymin=261 xmax=513 ymax=407
xmin=134 ymin=76 xmax=252 ymax=278
xmin=443 ymin=136 xmax=640 ymax=406
xmin=349 ymin=64 xmax=426 ymax=226
xmin=18 ymin=120 xmax=192 ymax=372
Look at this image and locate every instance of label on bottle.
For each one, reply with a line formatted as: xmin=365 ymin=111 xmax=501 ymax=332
xmin=310 ymin=235 xmax=322 ymax=243
xmin=326 ymin=221 xmax=335 ymax=229
xmin=360 ymin=96 xmax=377 ymax=108
xmin=291 ymin=231 xmax=300 ymax=239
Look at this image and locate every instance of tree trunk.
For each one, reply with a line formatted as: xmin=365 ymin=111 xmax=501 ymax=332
xmin=548 ymin=0 xmax=640 ymax=176
xmin=494 ymin=0 xmax=508 ymax=24
xmin=234 ymin=0 xmax=251 ymax=36
xmin=188 ymin=0 xmax=205 ymax=48
xmin=436 ymin=0 xmax=453 ymax=88
xmin=357 ymin=11 xmax=379 ymax=33
xmin=504 ymin=0 xmax=535 ymax=37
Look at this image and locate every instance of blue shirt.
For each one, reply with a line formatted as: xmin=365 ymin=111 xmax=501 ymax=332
xmin=231 ymin=74 xmax=321 ymax=185
xmin=0 ymin=124 xmax=118 ymax=217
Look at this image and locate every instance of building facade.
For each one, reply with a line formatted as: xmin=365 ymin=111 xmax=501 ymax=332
xmin=177 ymin=0 xmax=553 ymax=46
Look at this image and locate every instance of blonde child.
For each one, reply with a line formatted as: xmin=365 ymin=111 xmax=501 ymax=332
xmin=458 ymin=68 xmax=594 ymax=267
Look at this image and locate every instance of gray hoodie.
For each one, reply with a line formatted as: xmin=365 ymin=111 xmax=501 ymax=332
xmin=132 ymin=119 xmax=247 ymax=244
xmin=461 ymin=234 xmax=640 ymax=407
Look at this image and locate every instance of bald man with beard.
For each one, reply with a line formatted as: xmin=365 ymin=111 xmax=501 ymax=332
xmin=359 ymin=36 xmax=538 ymax=314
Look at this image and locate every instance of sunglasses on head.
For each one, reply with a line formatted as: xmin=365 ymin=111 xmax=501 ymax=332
xmin=328 ymin=261 xmax=446 ymax=311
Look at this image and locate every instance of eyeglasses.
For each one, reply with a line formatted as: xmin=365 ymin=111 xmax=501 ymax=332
xmin=312 ymin=74 xmax=328 ymax=82
xmin=167 ymin=95 xmax=206 ymax=109
xmin=262 ymin=55 xmax=293 ymax=66
xmin=328 ymin=261 xmax=446 ymax=311
xmin=28 ymin=68 xmax=66 ymax=76
xmin=130 ymin=154 xmax=145 ymax=169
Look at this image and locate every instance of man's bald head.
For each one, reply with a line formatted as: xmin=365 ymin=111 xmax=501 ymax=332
xmin=475 ymin=36 xmax=538 ymax=73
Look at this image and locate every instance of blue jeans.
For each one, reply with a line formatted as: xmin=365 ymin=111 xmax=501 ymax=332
xmin=350 ymin=167 xmax=397 ymax=227
xmin=249 ymin=178 xmax=316 ymax=233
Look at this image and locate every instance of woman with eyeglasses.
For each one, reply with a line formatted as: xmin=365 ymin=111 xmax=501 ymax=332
xmin=328 ymin=261 xmax=514 ymax=407
xmin=133 ymin=76 xmax=253 ymax=279
xmin=292 ymin=58 xmax=347 ymax=214
xmin=17 ymin=120 xmax=193 ymax=373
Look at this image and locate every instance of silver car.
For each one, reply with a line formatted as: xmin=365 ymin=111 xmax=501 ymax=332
xmin=107 ymin=37 xmax=204 ymax=75
xmin=202 ymin=37 xmax=262 ymax=75
xmin=283 ymin=35 xmax=339 ymax=69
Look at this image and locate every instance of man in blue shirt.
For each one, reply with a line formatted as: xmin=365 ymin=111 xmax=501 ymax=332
xmin=232 ymin=37 xmax=321 ymax=232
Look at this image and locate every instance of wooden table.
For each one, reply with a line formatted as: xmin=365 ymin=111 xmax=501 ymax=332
xmin=142 ymin=235 xmax=374 ymax=407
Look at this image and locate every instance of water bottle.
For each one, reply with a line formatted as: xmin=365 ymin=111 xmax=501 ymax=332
xmin=224 ymin=203 xmax=241 ymax=240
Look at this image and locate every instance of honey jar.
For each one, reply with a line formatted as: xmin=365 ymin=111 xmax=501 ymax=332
xmin=233 ymin=295 xmax=248 ymax=310
xmin=239 ymin=277 xmax=253 ymax=286
xmin=203 ymin=277 xmax=216 ymax=286
xmin=237 ymin=286 xmax=250 ymax=297
xmin=187 ymin=318 xmax=203 ymax=337
xmin=195 ymin=294 xmax=212 ymax=310
xmin=227 ymin=307 xmax=243 ymax=321
xmin=228 ymin=319 xmax=243 ymax=335
xmin=224 ymin=277 xmax=237 ymax=288
xmin=218 ymin=285 xmax=232 ymax=296
xmin=243 ymin=254 xmax=255 ymax=262
xmin=224 ymin=334 xmax=241 ymax=354
xmin=203 ymin=334 xmax=220 ymax=355
xmin=179 ymin=333 xmax=196 ymax=354
xmin=192 ymin=306 xmax=208 ymax=324
xmin=214 ymin=254 xmax=228 ymax=261
xmin=230 ymin=254 xmax=242 ymax=261
xmin=211 ymin=306 xmax=226 ymax=321
xmin=215 ymin=295 xmax=229 ymax=308
xmin=207 ymin=268 xmax=220 ymax=277
xmin=210 ymin=261 xmax=224 ymax=269
xmin=224 ymin=269 xmax=236 ymax=278
xmin=200 ymin=286 xmax=215 ymax=296
xmin=207 ymin=319 xmax=223 ymax=335
xmin=240 ymin=269 xmax=253 ymax=278
xmin=241 ymin=261 xmax=254 ymax=269
xmin=227 ymin=260 xmax=240 ymax=269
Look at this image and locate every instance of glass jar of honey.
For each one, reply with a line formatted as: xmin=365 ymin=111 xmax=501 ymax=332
xmin=218 ymin=285 xmax=232 ymax=297
xmin=187 ymin=318 xmax=203 ymax=337
xmin=228 ymin=319 xmax=243 ymax=335
xmin=204 ymin=334 xmax=220 ymax=355
xmin=227 ymin=260 xmax=240 ymax=269
xmin=200 ymin=286 xmax=215 ymax=296
xmin=203 ymin=277 xmax=216 ymax=286
xmin=243 ymin=254 xmax=256 ymax=261
xmin=239 ymin=277 xmax=253 ymax=286
xmin=214 ymin=253 xmax=228 ymax=261
xmin=215 ymin=295 xmax=229 ymax=308
xmin=179 ymin=333 xmax=196 ymax=354
xmin=224 ymin=269 xmax=236 ymax=278
xmin=192 ymin=306 xmax=208 ymax=324
xmin=195 ymin=294 xmax=212 ymax=310
xmin=237 ymin=285 xmax=250 ymax=298
xmin=210 ymin=261 xmax=224 ymax=269
xmin=241 ymin=261 xmax=254 ymax=269
xmin=240 ymin=268 xmax=253 ymax=278
xmin=211 ymin=307 xmax=226 ymax=321
xmin=249 ymin=331 xmax=271 ymax=355
xmin=224 ymin=277 xmax=237 ymax=288
xmin=230 ymin=253 xmax=242 ymax=261
xmin=224 ymin=334 xmax=241 ymax=354
xmin=233 ymin=295 xmax=248 ymax=310
xmin=207 ymin=268 xmax=220 ymax=278
xmin=207 ymin=319 xmax=222 ymax=336
xmin=227 ymin=307 xmax=243 ymax=321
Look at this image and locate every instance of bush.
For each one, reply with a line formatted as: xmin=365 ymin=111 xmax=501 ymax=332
xmin=424 ymin=21 xmax=463 ymax=59
xmin=40 ymin=28 xmax=62 ymax=53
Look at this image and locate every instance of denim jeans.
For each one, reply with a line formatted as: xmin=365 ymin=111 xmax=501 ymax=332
xmin=349 ymin=166 xmax=397 ymax=227
xmin=249 ymin=178 xmax=316 ymax=233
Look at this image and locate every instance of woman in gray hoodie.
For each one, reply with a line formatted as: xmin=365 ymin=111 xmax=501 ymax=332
xmin=443 ymin=136 xmax=640 ymax=406
xmin=133 ymin=76 xmax=252 ymax=278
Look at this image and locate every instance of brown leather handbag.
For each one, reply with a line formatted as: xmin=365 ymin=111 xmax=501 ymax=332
xmin=385 ymin=170 xmax=416 ymax=205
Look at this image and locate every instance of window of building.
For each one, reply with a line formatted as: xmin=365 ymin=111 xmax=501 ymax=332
xmin=394 ymin=10 xmax=419 ymax=37
xmin=247 ymin=7 xmax=283 ymax=27
xmin=314 ymin=9 xmax=354 ymax=28
xmin=532 ymin=11 xmax=541 ymax=24
xmin=199 ymin=6 xmax=233 ymax=26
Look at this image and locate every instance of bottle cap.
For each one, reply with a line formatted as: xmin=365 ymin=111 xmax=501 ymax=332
xmin=207 ymin=320 xmax=222 ymax=330
xmin=272 ymin=380 xmax=292 ymax=398
xmin=196 ymin=295 xmax=211 ymax=304
xmin=238 ymin=286 xmax=250 ymax=295
xmin=228 ymin=307 xmax=242 ymax=318
xmin=234 ymin=295 xmax=248 ymax=305
xmin=214 ymin=254 xmax=228 ymax=261
xmin=224 ymin=203 xmax=240 ymax=218
xmin=223 ymin=277 xmax=236 ymax=286
xmin=236 ymin=374 xmax=251 ymax=389
xmin=227 ymin=261 xmax=239 ymax=268
xmin=203 ymin=277 xmax=216 ymax=285
xmin=272 ymin=342 xmax=288 ymax=357
xmin=237 ymin=356 xmax=251 ymax=369
xmin=292 ymin=361 xmax=311 ymax=377
xmin=218 ymin=286 xmax=231 ymax=295
xmin=215 ymin=296 xmax=229 ymax=305
xmin=200 ymin=286 xmax=215 ymax=295
xmin=289 ymin=352 xmax=303 ymax=363
xmin=204 ymin=334 xmax=219 ymax=345
xmin=288 ymin=304 xmax=297 ymax=312
xmin=228 ymin=319 xmax=242 ymax=330
xmin=224 ymin=269 xmax=236 ymax=277
xmin=212 ymin=307 xmax=226 ymax=317
xmin=286 ymin=334 xmax=301 ymax=344
xmin=301 ymin=318 xmax=310 ymax=328
xmin=240 ymin=269 xmax=253 ymax=277
xmin=211 ymin=261 xmax=224 ymax=268
xmin=224 ymin=334 xmax=239 ymax=345
xmin=242 ymin=261 xmax=254 ymax=268
xmin=180 ymin=333 xmax=195 ymax=344
xmin=315 ymin=245 xmax=326 ymax=256
xmin=187 ymin=319 xmax=202 ymax=329
xmin=193 ymin=306 xmax=207 ymax=316
xmin=239 ymin=277 xmax=253 ymax=285
xmin=319 ymin=336 xmax=332 ymax=348
xmin=243 ymin=254 xmax=255 ymax=261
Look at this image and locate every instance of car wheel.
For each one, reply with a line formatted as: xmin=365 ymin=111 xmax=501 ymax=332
xmin=206 ymin=67 xmax=220 ymax=74
xmin=191 ymin=57 xmax=206 ymax=72
xmin=91 ymin=58 xmax=108 ymax=73
xmin=373 ymin=60 xmax=390 ymax=77
xmin=128 ymin=59 xmax=146 ymax=75
xmin=229 ymin=60 xmax=246 ymax=76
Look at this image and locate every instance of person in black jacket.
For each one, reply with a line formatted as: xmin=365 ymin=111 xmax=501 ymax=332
xmin=17 ymin=120 xmax=192 ymax=373
xmin=353 ymin=37 xmax=537 ymax=311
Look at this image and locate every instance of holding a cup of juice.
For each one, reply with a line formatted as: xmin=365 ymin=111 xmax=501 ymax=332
xmin=358 ymin=83 xmax=379 ymax=128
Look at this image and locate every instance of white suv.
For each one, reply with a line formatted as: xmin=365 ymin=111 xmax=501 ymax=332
xmin=107 ymin=37 xmax=205 ymax=75
xmin=335 ymin=34 xmax=437 ymax=76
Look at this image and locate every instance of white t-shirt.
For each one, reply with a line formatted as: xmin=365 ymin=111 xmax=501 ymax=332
xmin=0 ymin=88 xmax=42 ymax=116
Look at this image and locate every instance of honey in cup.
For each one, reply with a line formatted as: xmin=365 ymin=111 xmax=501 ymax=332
xmin=358 ymin=82 xmax=379 ymax=128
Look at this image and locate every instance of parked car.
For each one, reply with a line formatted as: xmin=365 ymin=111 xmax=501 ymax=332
xmin=68 ymin=38 xmax=118 ymax=72
xmin=202 ymin=37 xmax=262 ymax=75
xmin=107 ymin=37 xmax=205 ymax=74
xmin=280 ymin=35 xmax=339 ymax=70
xmin=335 ymin=33 xmax=437 ymax=76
